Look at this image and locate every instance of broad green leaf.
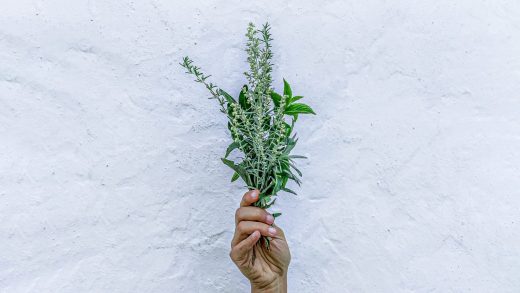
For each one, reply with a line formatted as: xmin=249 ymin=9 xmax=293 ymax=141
xmin=231 ymin=172 xmax=240 ymax=182
xmin=283 ymin=79 xmax=292 ymax=98
xmin=225 ymin=142 xmax=239 ymax=158
xmin=284 ymin=103 xmax=316 ymax=115
xmin=270 ymin=91 xmax=282 ymax=107
xmin=291 ymin=96 xmax=304 ymax=102
xmin=219 ymin=89 xmax=236 ymax=104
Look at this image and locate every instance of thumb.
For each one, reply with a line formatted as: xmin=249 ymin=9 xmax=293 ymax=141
xmin=230 ymin=230 xmax=261 ymax=262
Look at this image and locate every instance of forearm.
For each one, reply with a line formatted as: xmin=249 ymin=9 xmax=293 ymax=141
xmin=251 ymin=274 xmax=287 ymax=293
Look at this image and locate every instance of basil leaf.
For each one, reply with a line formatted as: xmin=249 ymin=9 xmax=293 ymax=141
xmin=291 ymin=96 xmax=304 ymax=102
xmin=270 ymin=91 xmax=282 ymax=107
xmin=283 ymin=79 xmax=292 ymax=99
xmin=284 ymin=103 xmax=316 ymax=115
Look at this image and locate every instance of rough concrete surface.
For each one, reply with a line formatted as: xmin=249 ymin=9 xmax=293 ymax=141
xmin=1 ymin=1 xmax=520 ymax=292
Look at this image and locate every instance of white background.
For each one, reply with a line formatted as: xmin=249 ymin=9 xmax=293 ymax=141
xmin=1 ymin=1 xmax=520 ymax=292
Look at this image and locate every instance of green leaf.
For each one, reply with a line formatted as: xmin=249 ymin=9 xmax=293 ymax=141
xmin=264 ymin=198 xmax=277 ymax=209
xmin=231 ymin=172 xmax=240 ymax=182
xmin=221 ymin=158 xmax=250 ymax=186
xmin=284 ymin=137 xmax=298 ymax=154
xmin=219 ymin=89 xmax=236 ymax=104
xmin=283 ymin=79 xmax=292 ymax=99
xmin=281 ymin=187 xmax=297 ymax=195
xmin=291 ymin=96 xmax=304 ymax=102
xmin=272 ymin=212 xmax=282 ymax=218
xmin=283 ymin=121 xmax=292 ymax=137
xmin=273 ymin=176 xmax=283 ymax=194
xmin=289 ymin=162 xmax=302 ymax=177
xmin=284 ymin=103 xmax=316 ymax=115
xmin=289 ymin=155 xmax=307 ymax=159
xmin=239 ymin=85 xmax=249 ymax=109
xmin=225 ymin=142 xmax=239 ymax=158
xmin=270 ymin=91 xmax=282 ymax=107
xmin=281 ymin=175 xmax=289 ymax=188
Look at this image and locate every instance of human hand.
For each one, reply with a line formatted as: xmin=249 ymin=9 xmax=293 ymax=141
xmin=229 ymin=189 xmax=291 ymax=293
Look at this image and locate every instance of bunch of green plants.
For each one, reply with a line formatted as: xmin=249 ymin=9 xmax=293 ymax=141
xmin=180 ymin=22 xmax=315 ymax=248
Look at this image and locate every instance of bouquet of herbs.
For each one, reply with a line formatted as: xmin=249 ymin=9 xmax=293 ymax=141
xmin=180 ymin=22 xmax=315 ymax=248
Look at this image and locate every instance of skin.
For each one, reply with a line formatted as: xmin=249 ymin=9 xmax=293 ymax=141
xmin=230 ymin=189 xmax=291 ymax=293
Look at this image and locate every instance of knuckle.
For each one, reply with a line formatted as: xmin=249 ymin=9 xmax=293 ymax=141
xmin=253 ymin=208 xmax=263 ymax=217
xmin=237 ymin=221 xmax=247 ymax=233
xmin=258 ymin=209 xmax=269 ymax=220
xmin=234 ymin=208 xmax=241 ymax=220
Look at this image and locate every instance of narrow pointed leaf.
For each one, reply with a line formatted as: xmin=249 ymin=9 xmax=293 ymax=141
xmin=265 ymin=198 xmax=277 ymax=209
xmin=289 ymin=162 xmax=302 ymax=177
xmin=289 ymin=155 xmax=307 ymax=159
xmin=231 ymin=172 xmax=240 ymax=182
xmin=225 ymin=142 xmax=239 ymax=158
xmin=221 ymin=158 xmax=250 ymax=186
xmin=281 ymin=187 xmax=297 ymax=195
xmin=219 ymin=89 xmax=236 ymax=104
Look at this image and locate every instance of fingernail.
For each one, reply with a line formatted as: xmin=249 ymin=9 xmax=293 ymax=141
xmin=268 ymin=227 xmax=277 ymax=236
xmin=266 ymin=214 xmax=274 ymax=224
xmin=250 ymin=190 xmax=258 ymax=199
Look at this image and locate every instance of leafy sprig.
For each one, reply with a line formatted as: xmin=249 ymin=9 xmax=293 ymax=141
xmin=180 ymin=22 xmax=315 ymax=249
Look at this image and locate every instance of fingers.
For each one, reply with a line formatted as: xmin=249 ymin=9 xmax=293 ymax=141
xmin=235 ymin=206 xmax=275 ymax=225
xmin=270 ymin=223 xmax=286 ymax=238
xmin=231 ymin=220 xmax=278 ymax=247
xmin=240 ymin=189 xmax=259 ymax=207
xmin=229 ymin=230 xmax=260 ymax=262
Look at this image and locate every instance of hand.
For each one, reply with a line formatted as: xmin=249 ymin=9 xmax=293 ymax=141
xmin=230 ymin=189 xmax=291 ymax=293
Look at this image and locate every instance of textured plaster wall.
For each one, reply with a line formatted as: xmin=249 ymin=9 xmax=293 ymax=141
xmin=1 ymin=1 xmax=520 ymax=292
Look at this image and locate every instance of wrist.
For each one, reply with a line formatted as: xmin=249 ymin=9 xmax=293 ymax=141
xmin=251 ymin=273 xmax=287 ymax=293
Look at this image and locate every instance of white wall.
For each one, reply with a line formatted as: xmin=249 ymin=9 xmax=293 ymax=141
xmin=1 ymin=1 xmax=520 ymax=292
